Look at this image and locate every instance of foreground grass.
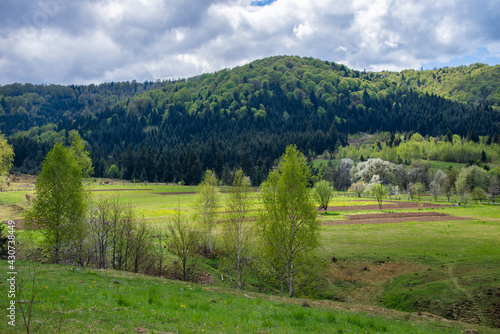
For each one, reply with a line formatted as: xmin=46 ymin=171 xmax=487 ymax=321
xmin=0 ymin=261 xmax=487 ymax=334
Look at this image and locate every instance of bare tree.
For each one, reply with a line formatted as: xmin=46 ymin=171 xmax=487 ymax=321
xmin=487 ymin=177 xmax=500 ymax=204
xmin=429 ymin=180 xmax=441 ymax=202
xmin=196 ymin=170 xmax=220 ymax=257
xmin=167 ymin=210 xmax=200 ymax=281
xmin=16 ymin=264 xmax=44 ymax=333
xmin=87 ymin=198 xmax=115 ymax=268
xmin=222 ymin=169 xmax=253 ymax=289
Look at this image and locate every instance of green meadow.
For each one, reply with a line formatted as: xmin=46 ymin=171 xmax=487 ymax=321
xmin=1 ymin=180 xmax=499 ymax=331
xmin=0 ymin=261 xmax=493 ymax=334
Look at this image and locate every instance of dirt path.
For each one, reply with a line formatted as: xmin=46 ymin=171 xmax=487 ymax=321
xmin=323 ymin=212 xmax=469 ymax=226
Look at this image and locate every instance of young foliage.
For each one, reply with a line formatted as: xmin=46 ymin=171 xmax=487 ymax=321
xmin=196 ymin=170 xmax=220 ymax=256
xmin=350 ymin=181 xmax=367 ymax=197
xmin=0 ymin=131 xmax=14 ymax=177
xmin=313 ymin=180 xmax=335 ymax=212
xmin=259 ymin=145 xmax=319 ymax=297
xmin=222 ymin=169 xmax=253 ymax=289
xmin=370 ymin=183 xmax=388 ymax=211
xmin=167 ymin=210 xmax=200 ymax=281
xmin=69 ymin=133 xmax=94 ymax=178
xmin=24 ymin=142 xmax=89 ymax=264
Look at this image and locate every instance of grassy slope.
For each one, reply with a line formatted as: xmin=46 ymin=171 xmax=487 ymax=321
xmin=0 ymin=261 xmax=490 ymax=334
xmin=1 ymin=182 xmax=499 ymax=330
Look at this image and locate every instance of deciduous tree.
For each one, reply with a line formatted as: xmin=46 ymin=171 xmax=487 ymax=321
xmin=370 ymin=183 xmax=388 ymax=211
xmin=312 ymin=180 xmax=334 ymax=212
xmin=167 ymin=210 xmax=200 ymax=281
xmin=429 ymin=180 xmax=441 ymax=201
xmin=69 ymin=133 xmax=94 ymax=178
xmin=196 ymin=170 xmax=220 ymax=256
xmin=222 ymin=169 xmax=253 ymax=289
xmin=487 ymin=177 xmax=500 ymax=204
xmin=25 ymin=142 xmax=89 ymax=264
xmin=259 ymin=145 xmax=319 ymax=297
xmin=0 ymin=131 xmax=14 ymax=192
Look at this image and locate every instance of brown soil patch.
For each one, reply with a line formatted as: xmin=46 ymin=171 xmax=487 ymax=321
xmin=323 ymin=211 xmax=469 ymax=226
xmin=326 ymin=260 xmax=426 ymax=304
xmin=1 ymin=219 xmax=35 ymax=230
xmin=326 ymin=201 xmax=452 ymax=212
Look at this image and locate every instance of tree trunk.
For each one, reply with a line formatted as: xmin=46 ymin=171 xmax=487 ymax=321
xmin=55 ymin=244 xmax=60 ymax=264
xmin=182 ymin=258 xmax=187 ymax=281
xmin=237 ymin=231 xmax=242 ymax=290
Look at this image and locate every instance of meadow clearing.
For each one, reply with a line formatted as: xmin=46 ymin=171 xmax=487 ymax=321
xmin=0 ymin=178 xmax=499 ymax=332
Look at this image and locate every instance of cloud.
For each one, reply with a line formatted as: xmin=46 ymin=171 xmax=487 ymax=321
xmin=0 ymin=0 xmax=498 ymax=84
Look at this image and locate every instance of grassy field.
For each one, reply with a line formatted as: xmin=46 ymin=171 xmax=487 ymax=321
xmin=1 ymin=179 xmax=499 ymax=331
xmin=0 ymin=261 xmax=492 ymax=334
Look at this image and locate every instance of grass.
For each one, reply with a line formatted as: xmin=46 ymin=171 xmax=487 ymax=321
xmin=0 ymin=261 xmax=489 ymax=334
xmin=320 ymin=217 xmax=500 ymax=327
xmin=2 ymin=179 xmax=500 ymax=330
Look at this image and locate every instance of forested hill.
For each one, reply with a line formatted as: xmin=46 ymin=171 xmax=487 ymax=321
xmin=382 ymin=63 xmax=500 ymax=109
xmin=1 ymin=55 xmax=499 ymax=184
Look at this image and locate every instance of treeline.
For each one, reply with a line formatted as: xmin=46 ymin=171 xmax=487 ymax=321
xmin=337 ymin=132 xmax=500 ymax=165
xmin=315 ymin=156 xmax=500 ymax=205
xmin=2 ymin=56 xmax=500 ymax=184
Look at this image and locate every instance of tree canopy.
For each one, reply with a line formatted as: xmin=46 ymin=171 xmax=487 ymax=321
xmin=259 ymin=145 xmax=319 ymax=297
xmin=0 ymin=131 xmax=14 ymax=177
xmin=24 ymin=142 xmax=89 ymax=264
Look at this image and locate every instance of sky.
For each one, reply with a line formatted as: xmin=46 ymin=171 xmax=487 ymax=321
xmin=0 ymin=0 xmax=499 ymax=85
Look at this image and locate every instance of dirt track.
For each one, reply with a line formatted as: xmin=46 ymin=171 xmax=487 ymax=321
xmin=323 ymin=211 xmax=469 ymax=226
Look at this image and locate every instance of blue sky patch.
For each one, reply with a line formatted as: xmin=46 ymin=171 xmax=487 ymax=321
xmin=251 ymin=0 xmax=277 ymax=6
xmin=422 ymin=47 xmax=500 ymax=70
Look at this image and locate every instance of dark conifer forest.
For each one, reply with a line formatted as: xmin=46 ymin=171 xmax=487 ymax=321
xmin=1 ymin=56 xmax=499 ymax=184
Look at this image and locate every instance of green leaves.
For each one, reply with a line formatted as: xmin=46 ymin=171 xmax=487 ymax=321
xmin=312 ymin=180 xmax=334 ymax=211
xmin=0 ymin=131 xmax=14 ymax=177
xmin=370 ymin=183 xmax=388 ymax=211
xmin=25 ymin=142 xmax=89 ymax=264
xmin=259 ymin=145 xmax=319 ymax=297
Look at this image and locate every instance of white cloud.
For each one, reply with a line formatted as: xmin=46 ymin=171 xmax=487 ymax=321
xmin=293 ymin=23 xmax=315 ymax=40
xmin=0 ymin=0 xmax=498 ymax=84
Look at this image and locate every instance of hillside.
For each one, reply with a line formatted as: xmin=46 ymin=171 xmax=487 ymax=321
xmin=0 ymin=261 xmax=491 ymax=334
xmin=387 ymin=63 xmax=500 ymax=109
xmin=1 ymin=56 xmax=499 ymax=183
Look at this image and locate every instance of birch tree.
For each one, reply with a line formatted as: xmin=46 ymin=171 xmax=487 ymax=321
xmin=24 ymin=142 xmax=89 ymax=264
xmin=196 ymin=170 xmax=219 ymax=257
xmin=222 ymin=169 xmax=253 ymax=289
xmin=259 ymin=145 xmax=319 ymax=297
